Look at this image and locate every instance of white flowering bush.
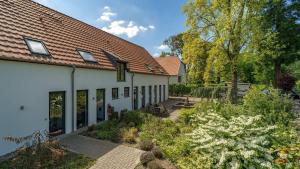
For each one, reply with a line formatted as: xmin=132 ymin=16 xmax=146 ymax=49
xmin=188 ymin=109 xmax=277 ymax=169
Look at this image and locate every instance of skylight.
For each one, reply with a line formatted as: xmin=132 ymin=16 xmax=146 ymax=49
xmin=24 ymin=38 xmax=50 ymax=56
xmin=77 ymin=50 xmax=97 ymax=63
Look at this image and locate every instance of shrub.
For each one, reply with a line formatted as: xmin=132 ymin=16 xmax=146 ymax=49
xmin=243 ymin=87 xmax=293 ymax=125
xmin=96 ymin=129 xmax=119 ymax=142
xmin=177 ymin=153 xmax=212 ymax=169
xmin=140 ymin=152 xmax=155 ymax=165
xmin=94 ymin=120 xmax=120 ymax=142
xmin=272 ymin=143 xmax=300 ymax=168
xmin=151 ymin=146 xmax=164 ymax=159
xmin=295 ymin=80 xmax=300 ymax=92
xmin=120 ymin=127 xmax=138 ymax=143
xmin=147 ymin=160 xmax=164 ymax=169
xmin=188 ymin=109 xmax=276 ymax=168
xmin=140 ymin=119 xmax=179 ymax=145
xmin=139 ymin=139 xmax=154 ymax=151
xmin=120 ymin=111 xmax=151 ymax=129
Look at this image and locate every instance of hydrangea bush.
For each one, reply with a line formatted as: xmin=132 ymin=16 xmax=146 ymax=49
xmin=188 ymin=109 xmax=277 ymax=169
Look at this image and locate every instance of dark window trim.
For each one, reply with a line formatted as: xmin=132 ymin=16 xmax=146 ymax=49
xmin=112 ymin=88 xmax=119 ymax=100
xmin=124 ymin=87 xmax=130 ymax=98
xmin=49 ymin=91 xmax=66 ymax=136
xmin=76 ymin=48 xmax=98 ymax=63
xmin=24 ymin=37 xmax=51 ymax=57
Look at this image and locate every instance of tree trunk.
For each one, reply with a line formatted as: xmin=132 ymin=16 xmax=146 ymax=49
xmin=231 ymin=63 xmax=238 ymax=104
xmin=274 ymin=61 xmax=281 ymax=88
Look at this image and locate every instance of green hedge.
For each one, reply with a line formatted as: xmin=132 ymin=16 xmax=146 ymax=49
xmin=169 ymin=84 xmax=229 ymax=99
xmin=295 ymin=80 xmax=300 ymax=92
xmin=169 ymin=84 xmax=193 ymax=96
xmin=190 ymin=86 xmax=229 ymax=99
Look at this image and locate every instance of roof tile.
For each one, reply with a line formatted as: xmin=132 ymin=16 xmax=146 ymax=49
xmin=0 ymin=0 xmax=168 ymax=75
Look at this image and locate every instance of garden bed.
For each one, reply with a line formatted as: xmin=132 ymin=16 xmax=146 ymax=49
xmin=0 ymin=143 xmax=95 ymax=169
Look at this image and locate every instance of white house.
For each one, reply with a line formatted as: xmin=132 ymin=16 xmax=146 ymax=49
xmin=156 ymin=56 xmax=187 ymax=84
xmin=0 ymin=0 xmax=169 ymax=156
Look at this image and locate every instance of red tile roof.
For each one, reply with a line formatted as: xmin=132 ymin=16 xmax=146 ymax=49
xmin=0 ymin=0 xmax=168 ymax=75
xmin=155 ymin=56 xmax=182 ymax=76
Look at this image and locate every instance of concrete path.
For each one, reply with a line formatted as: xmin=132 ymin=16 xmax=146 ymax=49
xmin=60 ymin=135 xmax=144 ymax=169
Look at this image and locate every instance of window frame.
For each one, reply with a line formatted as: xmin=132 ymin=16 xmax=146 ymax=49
xmin=124 ymin=87 xmax=130 ymax=98
xmin=112 ymin=88 xmax=119 ymax=100
xmin=76 ymin=49 xmax=97 ymax=63
xmin=117 ymin=62 xmax=126 ymax=82
xmin=24 ymin=37 xmax=51 ymax=56
xmin=178 ymin=76 xmax=182 ymax=83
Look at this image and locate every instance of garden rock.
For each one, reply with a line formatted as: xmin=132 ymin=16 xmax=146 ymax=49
xmin=140 ymin=152 xmax=155 ymax=165
xmin=151 ymin=146 xmax=164 ymax=159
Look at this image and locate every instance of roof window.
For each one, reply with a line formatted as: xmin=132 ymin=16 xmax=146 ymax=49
xmin=77 ymin=50 xmax=97 ymax=63
xmin=145 ymin=64 xmax=154 ymax=72
xmin=24 ymin=38 xmax=50 ymax=56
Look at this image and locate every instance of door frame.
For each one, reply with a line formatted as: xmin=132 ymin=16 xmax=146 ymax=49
xmin=49 ymin=91 xmax=66 ymax=136
xmin=96 ymin=89 xmax=106 ymax=122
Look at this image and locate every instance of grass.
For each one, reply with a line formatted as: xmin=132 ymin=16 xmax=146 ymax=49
xmin=0 ymin=148 xmax=95 ymax=169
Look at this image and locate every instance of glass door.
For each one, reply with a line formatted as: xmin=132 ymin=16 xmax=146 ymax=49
xmin=134 ymin=87 xmax=138 ymax=110
xmin=148 ymin=86 xmax=152 ymax=105
xmin=96 ymin=89 xmax=105 ymax=122
xmin=159 ymin=85 xmax=162 ymax=103
xmin=49 ymin=91 xmax=65 ymax=136
xmin=141 ymin=86 xmax=145 ymax=108
xmin=154 ymin=85 xmax=157 ymax=104
xmin=77 ymin=90 xmax=88 ymax=129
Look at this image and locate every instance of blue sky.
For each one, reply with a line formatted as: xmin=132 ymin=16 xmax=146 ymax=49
xmin=33 ymin=0 xmax=187 ymax=57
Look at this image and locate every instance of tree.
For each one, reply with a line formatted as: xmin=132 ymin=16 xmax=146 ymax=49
xmin=163 ymin=33 xmax=184 ymax=57
xmin=256 ymin=0 xmax=300 ymax=87
xmin=159 ymin=51 xmax=173 ymax=57
xmin=182 ymin=31 xmax=209 ymax=84
xmin=183 ymin=0 xmax=265 ymax=103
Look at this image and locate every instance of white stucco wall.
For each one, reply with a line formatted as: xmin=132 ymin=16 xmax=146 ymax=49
xmin=169 ymin=62 xmax=187 ymax=84
xmin=0 ymin=60 xmax=169 ymax=156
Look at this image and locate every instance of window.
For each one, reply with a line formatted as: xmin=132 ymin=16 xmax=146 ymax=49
xmin=117 ymin=62 xmax=126 ymax=81
xmin=163 ymin=85 xmax=166 ymax=101
xmin=49 ymin=91 xmax=65 ymax=136
xmin=124 ymin=87 xmax=130 ymax=97
xmin=77 ymin=49 xmax=97 ymax=63
xmin=154 ymin=85 xmax=157 ymax=103
xmin=148 ymin=86 xmax=152 ymax=105
xmin=178 ymin=76 xmax=182 ymax=83
xmin=159 ymin=85 xmax=162 ymax=102
xmin=112 ymin=88 xmax=119 ymax=100
xmin=24 ymin=38 xmax=50 ymax=56
xmin=77 ymin=90 xmax=88 ymax=129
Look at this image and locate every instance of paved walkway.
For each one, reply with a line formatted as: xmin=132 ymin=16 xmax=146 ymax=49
xmin=60 ymin=135 xmax=144 ymax=169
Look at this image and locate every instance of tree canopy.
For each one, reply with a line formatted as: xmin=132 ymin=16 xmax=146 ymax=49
xmin=183 ymin=0 xmax=265 ymax=103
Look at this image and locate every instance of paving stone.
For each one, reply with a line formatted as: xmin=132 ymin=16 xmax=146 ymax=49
xmin=60 ymin=135 xmax=144 ymax=169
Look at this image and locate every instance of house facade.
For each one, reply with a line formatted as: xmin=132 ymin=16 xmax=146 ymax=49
xmin=156 ymin=56 xmax=187 ymax=84
xmin=0 ymin=0 xmax=169 ymax=156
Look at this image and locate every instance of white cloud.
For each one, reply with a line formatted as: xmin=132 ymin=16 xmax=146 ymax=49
xmin=98 ymin=6 xmax=155 ymax=38
xmin=97 ymin=6 xmax=117 ymax=22
xmin=102 ymin=20 xmax=142 ymax=38
xmin=157 ymin=44 xmax=169 ymax=50
xmin=148 ymin=25 xmax=155 ymax=30
xmin=153 ymin=53 xmax=160 ymax=57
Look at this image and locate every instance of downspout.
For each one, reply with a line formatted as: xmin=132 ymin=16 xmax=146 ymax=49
xmin=71 ymin=65 xmax=76 ymax=132
xmin=131 ymin=73 xmax=134 ymax=110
